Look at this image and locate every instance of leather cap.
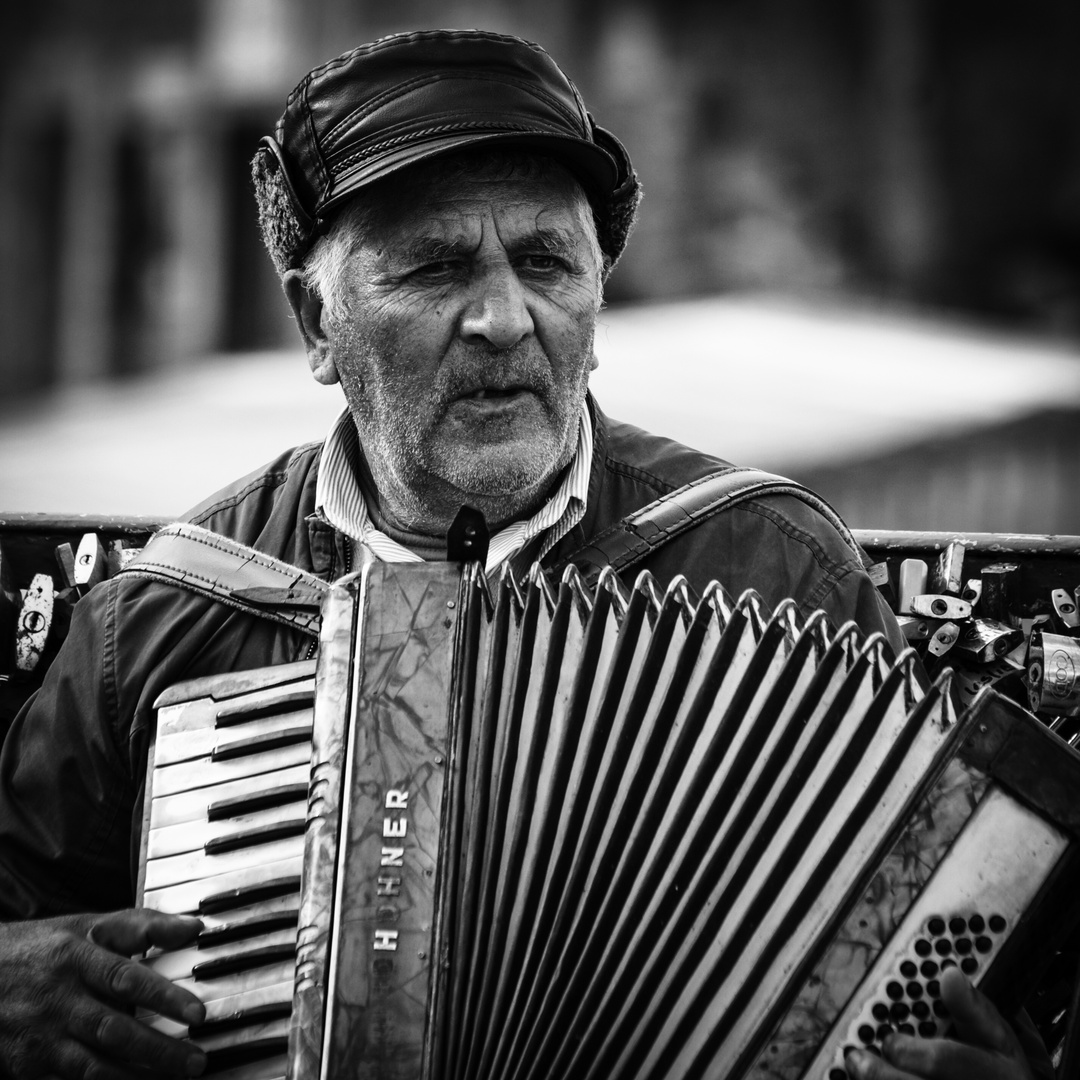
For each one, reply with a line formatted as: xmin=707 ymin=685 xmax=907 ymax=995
xmin=258 ymin=29 xmax=640 ymax=267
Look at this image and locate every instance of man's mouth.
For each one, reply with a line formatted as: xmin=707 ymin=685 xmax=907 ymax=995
xmin=458 ymin=384 xmax=532 ymax=402
xmin=466 ymin=387 xmax=520 ymax=400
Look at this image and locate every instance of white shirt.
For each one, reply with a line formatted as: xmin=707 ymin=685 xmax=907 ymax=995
xmin=314 ymin=405 xmax=592 ymax=574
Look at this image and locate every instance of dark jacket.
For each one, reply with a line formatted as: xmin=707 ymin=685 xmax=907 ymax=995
xmin=0 ymin=401 xmax=900 ymax=918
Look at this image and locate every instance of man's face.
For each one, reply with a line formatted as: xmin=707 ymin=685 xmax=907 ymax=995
xmin=315 ymin=161 xmax=603 ymax=532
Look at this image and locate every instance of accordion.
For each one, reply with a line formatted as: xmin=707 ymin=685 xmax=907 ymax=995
xmin=137 ymin=560 xmax=1080 ymax=1080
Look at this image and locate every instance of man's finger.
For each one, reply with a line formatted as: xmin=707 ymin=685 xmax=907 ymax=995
xmin=846 ymin=973 xmax=1039 ymax=1080
xmin=74 ymin=914 xmax=209 ymax=1033
xmin=66 ymin=997 xmax=206 ymax=1078
xmin=88 ymin=908 xmax=203 ymax=956
xmin=77 ymin=941 xmax=206 ymax=1027
xmin=847 ymin=1034 xmax=1026 ymax=1080
xmin=48 ymin=1035 xmax=172 ymax=1080
xmin=938 ymin=967 xmax=1020 ymax=1058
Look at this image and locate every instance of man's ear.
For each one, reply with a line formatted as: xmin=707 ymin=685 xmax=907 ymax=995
xmin=283 ymin=270 xmax=339 ymax=386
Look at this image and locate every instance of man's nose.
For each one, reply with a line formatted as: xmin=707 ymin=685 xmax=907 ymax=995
xmin=459 ymin=266 xmax=535 ymax=349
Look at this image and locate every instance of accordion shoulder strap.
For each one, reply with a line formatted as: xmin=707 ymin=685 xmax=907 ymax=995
xmin=117 ymin=521 xmax=328 ymax=637
xmin=557 ymin=467 xmax=865 ymax=586
xmin=116 ymin=473 xmax=859 ymax=631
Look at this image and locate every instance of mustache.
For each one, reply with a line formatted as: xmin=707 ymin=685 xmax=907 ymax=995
xmin=435 ymin=345 xmax=556 ymax=400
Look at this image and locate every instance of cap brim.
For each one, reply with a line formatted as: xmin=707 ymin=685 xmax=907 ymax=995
xmin=315 ymin=130 xmax=622 ymax=223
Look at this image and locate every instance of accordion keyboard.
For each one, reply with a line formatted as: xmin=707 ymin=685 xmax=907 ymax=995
xmin=137 ymin=660 xmax=316 ymax=1080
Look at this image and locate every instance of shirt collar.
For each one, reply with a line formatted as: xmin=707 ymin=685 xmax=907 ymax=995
xmin=314 ymin=404 xmax=592 ymax=574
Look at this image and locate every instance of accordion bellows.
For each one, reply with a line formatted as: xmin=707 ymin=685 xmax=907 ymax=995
xmin=137 ymin=561 xmax=1080 ymax=1080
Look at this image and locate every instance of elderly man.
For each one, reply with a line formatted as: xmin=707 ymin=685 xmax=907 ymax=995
xmin=0 ymin=29 xmax=1047 ymax=1080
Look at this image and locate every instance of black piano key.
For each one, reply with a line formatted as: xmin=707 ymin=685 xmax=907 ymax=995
xmin=192 ymin=943 xmax=295 ymax=981
xmin=205 ymin=819 xmax=306 ymax=856
xmin=198 ymin=875 xmax=301 ymax=916
xmin=203 ymin=1037 xmax=288 ymax=1073
xmin=211 ymin=725 xmax=313 ymax=763
xmin=197 ymin=909 xmax=300 ymax=949
xmin=207 ymin=782 xmax=309 ymax=822
xmin=215 ymin=688 xmax=314 ymax=728
xmin=189 ymin=1001 xmax=292 ymax=1039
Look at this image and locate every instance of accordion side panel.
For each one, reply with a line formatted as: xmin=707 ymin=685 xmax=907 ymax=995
xmin=804 ymin=786 xmax=1071 ymax=1079
xmin=744 ymin=688 xmax=1080 ymax=1080
xmin=288 ymin=580 xmax=359 ymax=1080
xmin=742 ymin=751 xmax=990 ymax=1079
xmin=320 ymin=563 xmax=461 ymax=1080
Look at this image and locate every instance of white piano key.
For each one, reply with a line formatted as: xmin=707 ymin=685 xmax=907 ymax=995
xmin=148 ymin=800 xmax=307 ymax=860
xmin=154 ymin=709 xmax=313 ymax=767
xmin=176 ymin=957 xmax=297 ymax=999
xmin=143 ymin=855 xmax=303 ymax=915
xmin=143 ymin=926 xmax=298 ymax=983
xmin=155 ymin=669 xmax=315 ymax=737
xmin=150 ymin=764 xmax=310 ymax=830
xmin=155 ymin=700 xmax=218 ymax=740
xmin=191 ymin=1013 xmax=290 ymax=1053
xmin=140 ymin=979 xmax=294 ymax=1034
xmin=151 ymin=742 xmax=312 ymax=798
xmin=201 ymin=1051 xmax=287 ymax=1080
xmin=215 ymin=685 xmax=316 ymax=726
xmin=144 ymin=835 xmax=305 ymax=892
xmin=142 ymin=896 xmax=300 ymax=973
xmin=196 ymin=892 xmax=301 ymax=931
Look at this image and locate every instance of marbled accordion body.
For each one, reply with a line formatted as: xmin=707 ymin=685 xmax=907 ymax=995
xmin=136 ymin=561 xmax=1080 ymax=1080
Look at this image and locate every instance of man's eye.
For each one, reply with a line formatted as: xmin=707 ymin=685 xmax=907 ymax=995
xmin=520 ymin=254 xmax=565 ymax=272
xmin=411 ymin=260 xmax=461 ymax=279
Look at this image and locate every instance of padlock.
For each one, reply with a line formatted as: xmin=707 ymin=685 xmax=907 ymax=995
xmin=954 ymin=618 xmax=1024 ymax=664
xmin=927 ymin=621 xmax=960 ymax=657
xmin=898 ymin=559 xmax=928 ymax=615
xmin=909 ymin=595 xmax=972 ymax=621
xmin=1027 ymin=631 xmax=1080 ymax=714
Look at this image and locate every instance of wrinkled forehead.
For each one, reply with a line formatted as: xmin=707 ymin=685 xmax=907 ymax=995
xmin=347 ymin=149 xmax=595 ymax=241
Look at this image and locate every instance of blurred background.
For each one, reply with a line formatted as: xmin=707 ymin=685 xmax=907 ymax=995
xmin=1 ymin=0 xmax=1078 ymax=531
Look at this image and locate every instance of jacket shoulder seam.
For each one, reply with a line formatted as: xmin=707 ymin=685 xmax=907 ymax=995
xmin=603 ymin=456 xmax=682 ymax=498
xmin=805 ymin=559 xmax=864 ymax=614
xmin=188 ymin=443 xmax=319 ymax=525
xmin=732 ymin=499 xmax=860 ymax=588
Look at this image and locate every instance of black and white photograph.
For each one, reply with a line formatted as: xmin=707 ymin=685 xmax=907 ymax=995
xmin=0 ymin=3 xmax=1078 ymax=1078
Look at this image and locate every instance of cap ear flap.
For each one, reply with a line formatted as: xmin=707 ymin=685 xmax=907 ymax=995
xmin=258 ymin=136 xmax=317 ymax=235
xmin=589 ymin=121 xmax=642 ymax=270
xmin=590 ymin=120 xmax=635 ymax=192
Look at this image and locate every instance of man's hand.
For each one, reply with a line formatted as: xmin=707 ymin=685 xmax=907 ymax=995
xmin=0 ymin=909 xmax=207 ymax=1079
xmin=843 ymin=966 xmax=1052 ymax=1079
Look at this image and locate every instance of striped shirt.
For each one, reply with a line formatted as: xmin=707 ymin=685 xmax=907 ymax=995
xmin=314 ymin=405 xmax=592 ymax=574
